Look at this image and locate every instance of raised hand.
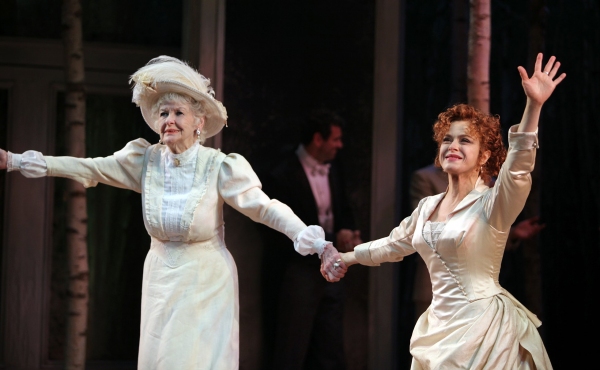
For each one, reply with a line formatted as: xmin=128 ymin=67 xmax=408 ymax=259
xmin=517 ymin=53 xmax=566 ymax=106
xmin=320 ymin=243 xmax=347 ymax=282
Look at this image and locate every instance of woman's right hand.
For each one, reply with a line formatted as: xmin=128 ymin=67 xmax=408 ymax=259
xmin=320 ymin=243 xmax=348 ymax=282
xmin=0 ymin=149 xmax=7 ymax=170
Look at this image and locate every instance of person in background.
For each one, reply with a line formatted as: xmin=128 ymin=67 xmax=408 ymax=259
xmin=323 ymin=53 xmax=565 ymax=369
xmin=261 ymin=109 xmax=361 ymax=370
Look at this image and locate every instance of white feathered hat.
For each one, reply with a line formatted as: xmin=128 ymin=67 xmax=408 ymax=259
xmin=129 ymin=56 xmax=227 ymax=138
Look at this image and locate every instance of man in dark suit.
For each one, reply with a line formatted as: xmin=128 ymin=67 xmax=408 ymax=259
xmin=261 ymin=109 xmax=361 ymax=370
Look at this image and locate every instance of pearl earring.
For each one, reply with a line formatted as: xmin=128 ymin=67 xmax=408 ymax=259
xmin=196 ymin=128 xmax=201 ymax=140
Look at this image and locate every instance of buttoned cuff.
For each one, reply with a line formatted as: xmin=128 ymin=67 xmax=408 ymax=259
xmin=7 ymin=152 xmax=21 ymax=172
xmin=508 ymin=125 xmax=539 ymax=150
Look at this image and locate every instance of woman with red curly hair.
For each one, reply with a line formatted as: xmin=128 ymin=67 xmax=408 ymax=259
xmin=432 ymin=103 xmax=507 ymax=187
xmin=321 ymin=53 xmax=566 ymax=369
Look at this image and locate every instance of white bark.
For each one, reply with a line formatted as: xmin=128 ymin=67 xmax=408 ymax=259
xmin=467 ymin=0 xmax=491 ymax=113
xmin=62 ymin=0 xmax=89 ymax=369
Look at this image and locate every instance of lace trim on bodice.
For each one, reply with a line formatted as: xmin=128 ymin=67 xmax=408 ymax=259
xmin=142 ymin=144 xmax=221 ymax=242
xmin=423 ymin=220 xmax=469 ymax=299
xmin=422 ymin=221 xmax=445 ymax=250
xmin=162 ymin=143 xmax=200 ymax=240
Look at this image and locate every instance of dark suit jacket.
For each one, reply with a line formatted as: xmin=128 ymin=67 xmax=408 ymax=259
xmin=258 ymin=150 xmax=356 ymax=368
xmin=261 ymin=150 xmax=356 ymax=266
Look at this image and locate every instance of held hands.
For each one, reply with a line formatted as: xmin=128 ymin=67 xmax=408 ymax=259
xmin=517 ymin=53 xmax=566 ymax=106
xmin=320 ymin=243 xmax=348 ymax=282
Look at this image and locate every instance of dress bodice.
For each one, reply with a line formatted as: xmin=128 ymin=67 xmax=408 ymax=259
xmin=354 ymin=122 xmax=542 ymax=322
xmin=416 ymin=219 xmax=492 ymax=321
xmin=141 ymin=142 xmax=223 ymax=243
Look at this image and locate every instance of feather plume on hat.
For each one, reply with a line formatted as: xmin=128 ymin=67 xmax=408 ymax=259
xmin=130 ymin=56 xmax=227 ymax=138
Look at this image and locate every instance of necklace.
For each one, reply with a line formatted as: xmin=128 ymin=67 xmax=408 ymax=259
xmin=168 ymin=142 xmax=199 ymax=168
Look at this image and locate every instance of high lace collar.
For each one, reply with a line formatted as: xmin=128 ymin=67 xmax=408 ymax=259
xmin=166 ymin=141 xmax=200 ymax=167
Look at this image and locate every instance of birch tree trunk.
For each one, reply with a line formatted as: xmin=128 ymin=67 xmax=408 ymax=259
xmin=467 ymin=0 xmax=491 ymax=112
xmin=61 ymin=0 xmax=89 ymax=368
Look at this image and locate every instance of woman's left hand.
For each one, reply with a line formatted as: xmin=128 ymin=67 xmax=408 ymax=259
xmin=517 ymin=53 xmax=566 ymax=106
xmin=320 ymin=244 xmax=347 ymax=282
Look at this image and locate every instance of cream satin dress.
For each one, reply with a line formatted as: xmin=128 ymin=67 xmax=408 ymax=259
xmin=354 ymin=126 xmax=553 ymax=370
xmin=13 ymin=138 xmax=316 ymax=370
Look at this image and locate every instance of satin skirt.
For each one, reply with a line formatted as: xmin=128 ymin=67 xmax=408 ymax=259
xmin=410 ymin=293 xmax=552 ymax=370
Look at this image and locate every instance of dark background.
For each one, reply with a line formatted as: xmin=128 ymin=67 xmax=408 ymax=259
xmin=1 ymin=0 xmax=598 ymax=368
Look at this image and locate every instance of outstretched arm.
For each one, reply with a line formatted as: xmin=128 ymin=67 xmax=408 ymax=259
xmin=517 ymin=53 xmax=566 ymax=133
xmin=0 ymin=139 xmax=149 ymax=191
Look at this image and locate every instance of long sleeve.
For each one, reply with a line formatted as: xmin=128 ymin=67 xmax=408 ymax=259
xmin=9 ymin=139 xmax=150 ymax=193
xmin=218 ymin=153 xmax=326 ymax=255
xmin=485 ymin=125 xmax=539 ymax=231
xmin=353 ymin=200 xmax=422 ymax=266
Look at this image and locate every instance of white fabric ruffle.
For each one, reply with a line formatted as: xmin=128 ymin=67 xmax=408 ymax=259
xmin=8 ymin=151 xmax=47 ymax=177
xmin=294 ymin=224 xmax=331 ymax=257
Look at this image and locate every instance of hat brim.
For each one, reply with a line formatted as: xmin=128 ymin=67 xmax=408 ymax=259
xmin=139 ymin=81 xmax=227 ymax=139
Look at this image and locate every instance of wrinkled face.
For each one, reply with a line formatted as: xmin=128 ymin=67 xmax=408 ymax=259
xmin=316 ymin=125 xmax=343 ymax=162
xmin=439 ymin=120 xmax=487 ymax=176
xmin=157 ymin=101 xmax=203 ymax=153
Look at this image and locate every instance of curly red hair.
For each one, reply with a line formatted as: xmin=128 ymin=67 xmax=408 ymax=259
xmin=433 ymin=104 xmax=506 ymax=184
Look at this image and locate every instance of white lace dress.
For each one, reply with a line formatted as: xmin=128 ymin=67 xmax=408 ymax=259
xmin=8 ymin=139 xmax=327 ymax=370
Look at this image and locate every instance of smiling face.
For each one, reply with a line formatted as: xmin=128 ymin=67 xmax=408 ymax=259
xmin=157 ymin=101 xmax=204 ymax=154
xmin=439 ymin=120 xmax=490 ymax=178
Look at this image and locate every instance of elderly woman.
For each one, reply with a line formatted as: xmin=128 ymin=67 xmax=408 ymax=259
xmin=0 ymin=56 xmax=338 ymax=369
xmin=323 ymin=53 xmax=566 ymax=369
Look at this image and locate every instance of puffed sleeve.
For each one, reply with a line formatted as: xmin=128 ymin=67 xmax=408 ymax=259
xmin=353 ymin=199 xmax=422 ymax=266
xmin=486 ymin=125 xmax=538 ymax=231
xmin=43 ymin=138 xmax=150 ymax=193
xmin=219 ymin=153 xmax=326 ymax=255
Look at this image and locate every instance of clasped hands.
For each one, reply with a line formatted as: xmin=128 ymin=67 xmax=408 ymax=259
xmin=321 ymin=229 xmax=362 ymax=283
xmin=320 ymin=243 xmax=348 ymax=282
xmin=320 ymin=229 xmax=361 ymax=282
